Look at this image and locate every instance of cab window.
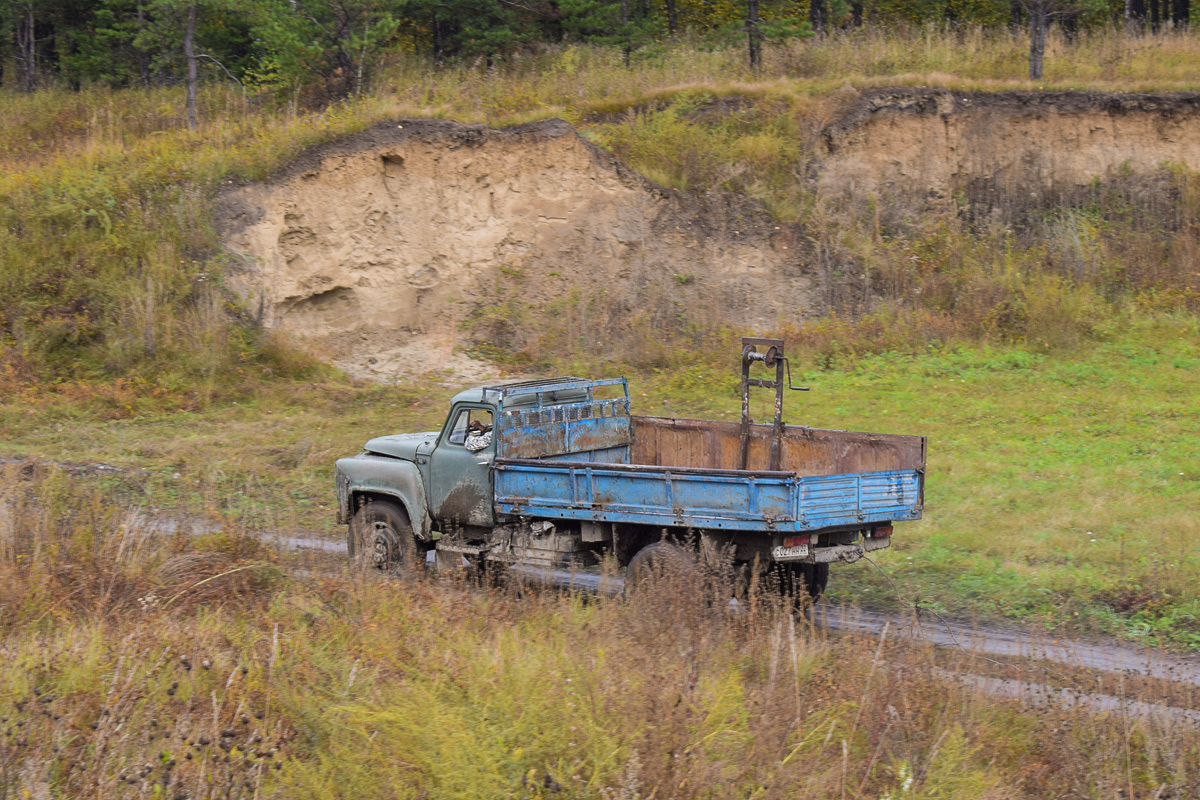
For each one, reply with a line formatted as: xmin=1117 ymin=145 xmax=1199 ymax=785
xmin=447 ymin=408 xmax=494 ymax=446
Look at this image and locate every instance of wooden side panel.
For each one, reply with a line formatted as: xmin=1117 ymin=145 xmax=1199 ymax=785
xmin=630 ymin=416 xmax=925 ymax=477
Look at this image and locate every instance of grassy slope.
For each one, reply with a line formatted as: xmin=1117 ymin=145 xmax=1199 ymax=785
xmin=4 ymin=28 xmax=1200 ymax=383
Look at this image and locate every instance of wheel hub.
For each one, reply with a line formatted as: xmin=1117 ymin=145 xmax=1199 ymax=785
xmin=370 ymin=522 xmax=395 ymax=568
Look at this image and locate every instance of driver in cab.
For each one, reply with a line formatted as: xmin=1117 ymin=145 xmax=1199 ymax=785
xmin=465 ymin=418 xmax=493 ymax=452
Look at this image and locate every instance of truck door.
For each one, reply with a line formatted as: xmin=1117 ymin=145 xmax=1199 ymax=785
xmin=428 ymin=404 xmax=495 ymax=528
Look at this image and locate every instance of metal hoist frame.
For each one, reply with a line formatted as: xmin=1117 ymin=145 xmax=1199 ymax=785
xmin=738 ymin=337 xmax=809 ymax=471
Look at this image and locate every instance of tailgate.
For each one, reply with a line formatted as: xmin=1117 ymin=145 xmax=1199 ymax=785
xmin=795 ymin=470 xmax=923 ymax=529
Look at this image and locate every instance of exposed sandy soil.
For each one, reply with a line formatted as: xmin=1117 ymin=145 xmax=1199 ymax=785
xmin=216 ymin=90 xmax=1200 ymax=380
xmin=215 ymin=118 xmax=812 ymax=381
xmin=820 ymin=88 xmax=1200 ymax=217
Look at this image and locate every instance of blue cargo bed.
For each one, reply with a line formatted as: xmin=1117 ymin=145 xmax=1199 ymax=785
xmin=489 ymin=378 xmax=925 ymax=537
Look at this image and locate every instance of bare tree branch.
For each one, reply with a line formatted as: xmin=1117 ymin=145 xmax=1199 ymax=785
xmin=196 ymin=52 xmax=245 ymax=90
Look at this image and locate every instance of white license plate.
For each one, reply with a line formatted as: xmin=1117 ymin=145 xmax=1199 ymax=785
xmin=772 ymin=544 xmax=810 ymax=560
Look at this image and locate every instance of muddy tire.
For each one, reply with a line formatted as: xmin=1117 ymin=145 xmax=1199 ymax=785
xmin=801 ymin=563 xmax=829 ymax=600
xmin=774 ymin=562 xmax=829 ymax=604
xmin=624 ymin=541 xmax=695 ymax=598
xmin=348 ymin=500 xmax=417 ymax=572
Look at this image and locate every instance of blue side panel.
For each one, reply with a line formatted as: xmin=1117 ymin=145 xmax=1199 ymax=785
xmin=667 ymin=475 xmax=792 ymax=521
xmin=493 ymin=460 xmax=923 ymax=534
xmin=498 ymin=465 xmax=574 ymax=504
xmin=494 ymin=463 xmax=793 ymax=531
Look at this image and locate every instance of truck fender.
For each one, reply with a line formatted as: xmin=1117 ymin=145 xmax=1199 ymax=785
xmin=335 ymin=455 xmax=433 ymax=541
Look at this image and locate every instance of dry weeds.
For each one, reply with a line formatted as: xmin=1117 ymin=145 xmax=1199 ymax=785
xmin=2 ymin=468 xmax=1199 ymax=798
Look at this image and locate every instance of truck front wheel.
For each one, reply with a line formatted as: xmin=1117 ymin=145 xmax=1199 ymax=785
xmin=349 ymin=500 xmax=417 ymax=572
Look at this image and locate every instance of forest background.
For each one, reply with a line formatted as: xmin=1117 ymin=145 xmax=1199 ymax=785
xmin=0 ymin=0 xmax=1189 ymax=104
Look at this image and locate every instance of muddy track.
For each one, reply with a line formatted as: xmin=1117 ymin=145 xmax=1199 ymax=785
xmin=498 ymin=564 xmax=1200 ymax=725
xmin=504 ymin=565 xmax=1200 ymax=682
xmin=811 ymin=604 xmax=1200 ymax=686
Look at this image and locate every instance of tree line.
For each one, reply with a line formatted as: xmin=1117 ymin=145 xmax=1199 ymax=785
xmin=0 ymin=0 xmax=1190 ymax=103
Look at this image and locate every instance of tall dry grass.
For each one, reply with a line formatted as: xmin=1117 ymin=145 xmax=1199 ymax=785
xmin=0 ymin=461 xmax=281 ymax=631
xmin=2 ymin=467 xmax=1199 ymax=798
xmin=369 ymin=24 xmax=1200 ymax=124
xmin=0 ymin=464 xmax=286 ymax=799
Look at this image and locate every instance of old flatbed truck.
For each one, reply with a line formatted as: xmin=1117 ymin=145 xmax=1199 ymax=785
xmin=334 ymin=338 xmax=925 ymax=599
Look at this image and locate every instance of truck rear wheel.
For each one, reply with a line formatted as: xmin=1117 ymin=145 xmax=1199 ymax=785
xmin=801 ymin=563 xmax=829 ymax=600
xmin=624 ymin=542 xmax=696 ymax=597
xmin=775 ymin=562 xmax=829 ymax=604
xmin=349 ymin=500 xmax=417 ymax=572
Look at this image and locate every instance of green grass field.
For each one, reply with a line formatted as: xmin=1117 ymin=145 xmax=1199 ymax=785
xmin=4 ymin=316 xmax=1198 ymax=646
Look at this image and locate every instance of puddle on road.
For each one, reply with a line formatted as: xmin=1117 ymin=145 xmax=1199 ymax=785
xmin=505 ymin=565 xmax=1200 ymax=689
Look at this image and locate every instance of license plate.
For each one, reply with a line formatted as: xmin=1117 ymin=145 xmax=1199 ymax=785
xmin=772 ymin=544 xmax=809 ymax=560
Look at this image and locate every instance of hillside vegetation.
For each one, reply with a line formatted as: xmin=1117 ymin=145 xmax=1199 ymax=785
xmin=4 ymin=28 xmax=1200 ymax=398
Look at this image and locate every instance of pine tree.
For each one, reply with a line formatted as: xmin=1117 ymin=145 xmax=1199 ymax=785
xmin=560 ymin=0 xmax=658 ymax=64
xmin=64 ymin=0 xmax=152 ymax=87
xmin=253 ymin=0 xmax=401 ymax=99
xmin=402 ymin=0 xmax=547 ymax=62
